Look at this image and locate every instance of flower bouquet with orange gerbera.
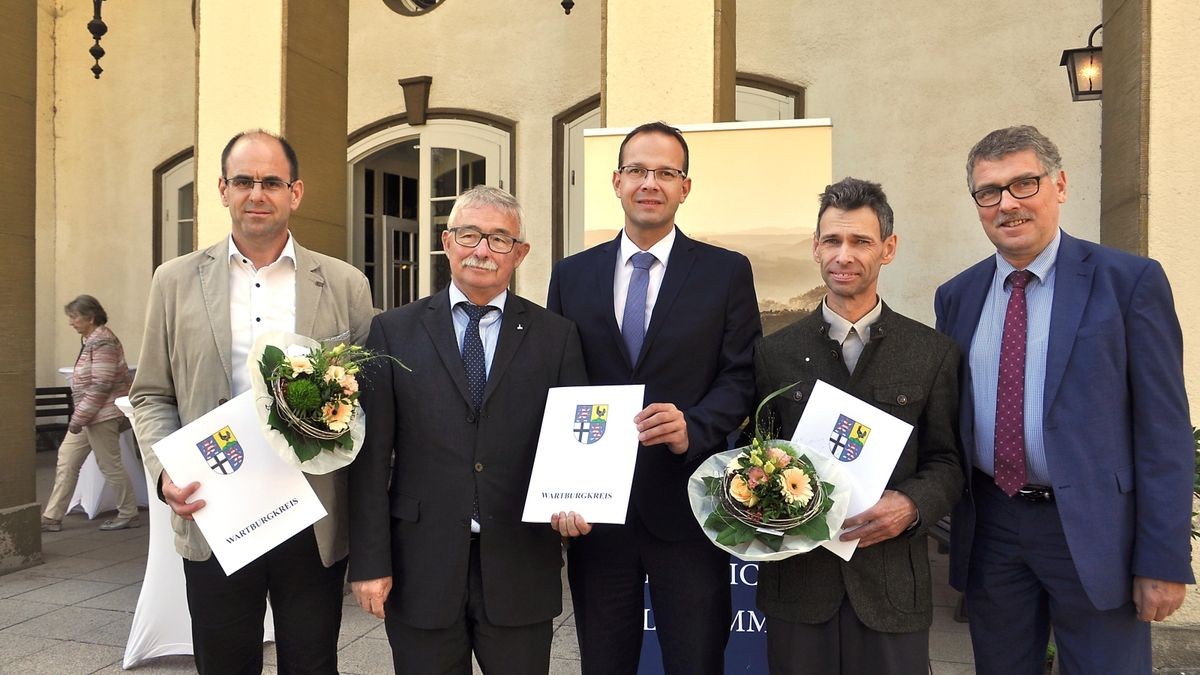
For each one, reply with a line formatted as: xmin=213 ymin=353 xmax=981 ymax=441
xmin=688 ymin=383 xmax=851 ymax=561
xmin=248 ymin=331 xmax=406 ymax=475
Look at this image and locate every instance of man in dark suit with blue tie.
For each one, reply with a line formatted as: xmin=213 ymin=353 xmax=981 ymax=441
xmin=935 ymin=125 xmax=1194 ymax=674
xmin=547 ymin=121 xmax=761 ymax=674
xmin=348 ymin=186 xmax=587 ymax=674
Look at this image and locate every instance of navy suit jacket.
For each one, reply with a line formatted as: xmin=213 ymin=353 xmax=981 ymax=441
xmin=935 ymin=230 xmax=1194 ymax=610
xmin=548 ymin=228 xmax=761 ymax=541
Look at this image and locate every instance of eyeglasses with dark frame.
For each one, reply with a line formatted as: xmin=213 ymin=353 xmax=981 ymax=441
xmin=222 ymin=176 xmax=295 ymax=193
xmin=617 ymin=166 xmax=687 ymax=183
xmin=971 ymin=173 xmax=1048 ymax=207
xmin=448 ymin=226 xmax=524 ymax=254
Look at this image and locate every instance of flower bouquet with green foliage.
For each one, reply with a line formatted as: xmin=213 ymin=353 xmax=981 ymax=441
xmin=688 ymin=383 xmax=851 ymax=561
xmin=249 ymin=331 xmax=404 ymax=474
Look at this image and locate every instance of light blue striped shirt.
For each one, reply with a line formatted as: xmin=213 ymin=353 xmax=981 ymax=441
xmin=448 ymin=284 xmax=506 ymax=375
xmin=969 ymin=229 xmax=1061 ymax=485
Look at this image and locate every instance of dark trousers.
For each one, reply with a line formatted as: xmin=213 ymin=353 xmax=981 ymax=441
xmin=966 ymin=473 xmax=1150 ymax=675
xmin=765 ymin=596 xmax=928 ymax=675
xmin=182 ymin=526 xmax=346 ymax=675
xmin=384 ymin=537 xmax=552 ymax=674
xmin=567 ymin=514 xmax=731 ymax=675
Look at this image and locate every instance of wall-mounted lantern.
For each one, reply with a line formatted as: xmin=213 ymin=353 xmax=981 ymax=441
xmin=1060 ymin=25 xmax=1103 ymax=102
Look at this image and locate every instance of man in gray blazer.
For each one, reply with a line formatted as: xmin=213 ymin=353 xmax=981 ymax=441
xmin=754 ymin=177 xmax=962 ymax=674
xmin=347 ymin=186 xmax=587 ymax=674
xmin=130 ymin=130 xmax=375 ymax=674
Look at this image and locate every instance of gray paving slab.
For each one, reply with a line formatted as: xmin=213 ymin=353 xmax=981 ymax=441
xmin=550 ymin=656 xmax=584 ymax=675
xmin=0 ymin=598 xmax=59 ymax=630
xmin=40 ymin=536 xmax=111 ymax=557
xmin=931 ymin=603 xmax=970 ymax=633
xmin=74 ymin=611 xmax=134 ymax=647
xmin=11 ymin=578 xmax=124 ymax=606
xmin=335 ymin=635 xmax=394 ymax=675
xmin=0 ymin=605 xmax=127 ymax=641
xmin=77 ymin=582 xmax=142 ymax=612
xmin=551 ymin=621 xmax=580 ymax=660
xmin=75 ymin=558 xmax=151 ymax=585
xmin=82 ymin=540 xmax=151 ymax=562
xmin=0 ymin=570 xmax=60 ymax=599
xmin=89 ymin=654 xmax=196 ymax=674
xmin=0 ymin=639 xmax=123 ymax=675
xmin=931 ymin=662 xmax=977 ymax=675
xmin=930 ymin=627 xmax=977 ymax=665
xmin=0 ymin=631 xmax=59 ymax=664
xmin=74 ymin=524 xmax=153 ymax=543
xmin=338 ymin=603 xmax=384 ymax=639
xmin=29 ymin=554 xmax=117 ymax=579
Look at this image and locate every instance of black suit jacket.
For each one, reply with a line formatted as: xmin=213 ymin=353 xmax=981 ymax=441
xmin=348 ymin=289 xmax=587 ymax=629
xmin=547 ymin=228 xmax=761 ymax=541
xmin=754 ymin=304 xmax=963 ymax=633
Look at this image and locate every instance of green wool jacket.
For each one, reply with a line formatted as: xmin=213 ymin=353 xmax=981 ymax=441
xmin=754 ymin=302 xmax=963 ymax=634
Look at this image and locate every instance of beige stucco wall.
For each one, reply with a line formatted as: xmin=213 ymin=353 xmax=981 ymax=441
xmin=36 ymin=1 xmax=1114 ymax=379
xmin=1146 ymin=0 xmax=1200 ymax=419
xmin=738 ymin=0 xmax=1103 ymax=325
xmin=348 ymin=0 xmax=602 ymax=302
xmin=195 ymin=1 xmax=284 ymax=247
xmin=605 ymin=0 xmax=726 ymax=126
xmin=35 ymin=0 xmax=195 ymax=385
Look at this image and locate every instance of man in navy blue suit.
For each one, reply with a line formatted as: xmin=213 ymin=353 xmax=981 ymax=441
xmin=547 ymin=121 xmax=761 ymax=674
xmin=935 ymin=125 xmax=1194 ymax=674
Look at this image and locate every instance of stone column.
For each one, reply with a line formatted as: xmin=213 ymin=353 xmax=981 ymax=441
xmin=1101 ymin=0 xmax=1200 ymax=415
xmin=602 ymin=0 xmax=736 ymax=127
xmin=1144 ymin=0 xmax=1200 ymax=418
xmin=195 ymin=0 xmax=349 ymax=257
xmin=0 ymin=0 xmax=41 ymax=573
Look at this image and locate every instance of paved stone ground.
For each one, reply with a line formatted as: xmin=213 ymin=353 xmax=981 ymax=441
xmin=0 ymin=451 xmax=987 ymax=673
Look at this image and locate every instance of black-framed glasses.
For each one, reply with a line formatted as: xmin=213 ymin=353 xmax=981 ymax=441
xmin=222 ymin=176 xmax=295 ymax=193
xmin=618 ymin=166 xmax=686 ymax=183
xmin=971 ymin=173 xmax=1047 ymax=207
xmin=449 ymin=227 xmax=523 ymax=254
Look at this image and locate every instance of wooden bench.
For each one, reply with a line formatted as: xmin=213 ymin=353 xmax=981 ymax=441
xmin=35 ymin=386 xmax=74 ymax=453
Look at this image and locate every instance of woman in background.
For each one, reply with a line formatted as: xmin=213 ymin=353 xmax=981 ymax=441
xmin=41 ymin=294 xmax=139 ymax=532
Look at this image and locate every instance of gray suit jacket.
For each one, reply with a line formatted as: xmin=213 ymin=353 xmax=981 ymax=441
xmin=348 ymin=289 xmax=588 ymax=630
xmin=130 ymin=238 xmax=376 ymax=565
xmin=754 ymin=303 xmax=963 ymax=633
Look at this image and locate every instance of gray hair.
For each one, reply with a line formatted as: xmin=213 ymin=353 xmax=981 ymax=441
xmin=816 ymin=177 xmax=895 ymax=240
xmin=64 ymin=294 xmax=108 ymax=325
xmin=966 ymin=125 xmax=1062 ymax=189
xmin=447 ymin=185 xmax=525 ymax=240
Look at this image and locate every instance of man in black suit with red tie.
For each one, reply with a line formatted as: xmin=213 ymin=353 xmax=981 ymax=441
xmin=548 ymin=121 xmax=761 ymax=674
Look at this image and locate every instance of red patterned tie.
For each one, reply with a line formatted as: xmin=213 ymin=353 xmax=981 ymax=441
xmin=994 ymin=270 xmax=1033 ymax=497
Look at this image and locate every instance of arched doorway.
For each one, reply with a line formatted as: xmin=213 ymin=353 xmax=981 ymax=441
xmin=347 ymin=119 xmax=511 ymax=308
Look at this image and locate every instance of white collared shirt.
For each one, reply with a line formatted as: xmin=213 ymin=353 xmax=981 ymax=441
xmin=613 ymin=227 xmax=675 ymax=331
xmin=821 ymin=296 xmax=883 ymax=375
xmin=229 ymin=234 xmax=297 ymax=395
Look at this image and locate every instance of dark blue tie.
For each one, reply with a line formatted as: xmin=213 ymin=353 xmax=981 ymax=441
xmin=621 ymin=252 xmax=656 ymax=363
xmin=459 ymin=303 xmax=496 ymax=412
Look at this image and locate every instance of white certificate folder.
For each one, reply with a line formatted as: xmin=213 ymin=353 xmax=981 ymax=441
xmin=151 ymin=391 xmax=327 ymax=575
xmin=792 ymin=380 xmax=914 ymax=561
xmin=522 ymin=384 xmax=645 ymax=524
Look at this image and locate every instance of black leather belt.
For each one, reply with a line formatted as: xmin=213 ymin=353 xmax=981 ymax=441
xmin=1013 ymin=484 xmax=1055 ymax=503
xmin=974 ymin=469 xmax=1054 ymax=503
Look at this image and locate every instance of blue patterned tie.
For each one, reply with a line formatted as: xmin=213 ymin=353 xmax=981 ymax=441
xmin=621 ymin=252 xmax=656 ymax=363
xmin=460 ymin=303 xmax=496 ymax=412
xmin=994 ymin=270 xmax=1032 ymax=496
